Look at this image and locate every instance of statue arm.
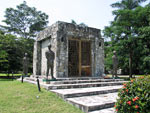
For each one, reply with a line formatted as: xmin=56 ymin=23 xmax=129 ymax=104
xmin=45 ymin=52 xmax=48 ymax=59
xmin=23 ymin=58 xmax=24 ymax=64
xmin=54 ymin=53 xmax=55 ymax=59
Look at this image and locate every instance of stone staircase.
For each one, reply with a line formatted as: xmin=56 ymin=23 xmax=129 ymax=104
xmin=23 ymin=77 xmax=126 ymax=113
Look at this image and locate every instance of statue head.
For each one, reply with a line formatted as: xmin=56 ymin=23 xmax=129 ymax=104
xmin=48 ymin=43 xmax=51 ymax=50
xmin=25 ymin=53 xmax=28 ymax=56
xmin=113 ymin=51 xmax=116 ymax=55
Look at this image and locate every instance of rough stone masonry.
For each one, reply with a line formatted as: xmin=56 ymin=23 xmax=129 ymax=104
xmin=33 ymin=21 xmax=104 ymax=78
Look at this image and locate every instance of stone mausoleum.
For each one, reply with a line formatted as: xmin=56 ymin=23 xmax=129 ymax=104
xmin=33 ymin=21 xmax=104 ymax=78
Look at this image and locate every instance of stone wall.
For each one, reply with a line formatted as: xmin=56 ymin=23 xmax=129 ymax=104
xmin=33 ymin=21 xmax=104 ymax=78
xmin=56 ymin=21 xmax=104 ymax=77
xmin=33 ymin=22 xmax=58 ymax=77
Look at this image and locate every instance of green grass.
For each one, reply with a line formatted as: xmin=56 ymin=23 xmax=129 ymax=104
xmin=0 ymin=79 xmax=83 ymax=113
xmin=106 ymin=74 xmax=149 ymax=81
xmin=107 ymin=74 xmax=147 ymax=78
xmin=0 ymin=73 xmax=22 ymax=76
xmin=0 ymin=73 xmax=32 ymax=76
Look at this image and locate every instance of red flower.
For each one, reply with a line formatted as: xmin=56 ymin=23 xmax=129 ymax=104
xmin=131 ymin=80 xmax=134 ymax=82
xmin=133 ymin=97 xmax=139 ymax=102
xmin=123 ymin=83 xmax=127 ymax=86
xmin=127 ymin=101 xmax=131 ymax=105
xmin=122 ymin=91 xmax=124 ymax=93
xmin=116 ymin=109 xmax=118 ymax=111
xmin=126 ymin=89 xmax=128 ymax=92
xmin=135 ymin=105 xmax=139 ymax=109
xmin=114 ymin=105 xmax=116 ymax=108
xmin=137 ymin=112 xmax=139 ymax=113
xmin=133 ymin=98 xmax=136 ymax=102
xmin=136 ymin=97 xmax=139 ymax=100
xmin=123 ymin=86 xmax=126 ymax=89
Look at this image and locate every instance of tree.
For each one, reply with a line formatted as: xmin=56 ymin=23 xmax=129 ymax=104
xmin=0 ymin=33 xmax=21 ymax=73
xmin=133 ymin=5 xmax=150 ymax=74
xmin=71 ymin=19 xmax=77 ymax=25
xmin=0 ymin=31 xmax=34 ymax=74
xmin=0 ymin=31 xmax=8 ymax=71
xmin=79 ymin=22 xmax=88 ymax=27
xmin=111 ymin=0 xmax=147 ymax=9
xmin=2 ymin=1 xmax=49 ymax=38
xmin=104 ymin=0 xmax=147 ymax=78
xmin=71 ymin=20 xmax=88 ymax=27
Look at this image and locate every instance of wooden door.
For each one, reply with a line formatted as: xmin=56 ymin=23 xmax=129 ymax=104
xmin=81 ymin=41 xmax=91 ymax=76
xmin=68 ymin=39 xmax=91 ymax=77
xmin=68 ymin=40 xmax=79 ymax=76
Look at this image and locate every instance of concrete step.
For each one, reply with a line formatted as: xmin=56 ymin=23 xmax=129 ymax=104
xmin=26 ymin=77 xmax=123 ymax=84
xmin=46 ymin=81 xmax=126 ymax=89
xmin=51 ymin=85 xmax=122 ymax=99
xmin=20 ymin=77 xmax=125 ymax=113
xmin=89 ymin=108 xmax=115 ymax=113
xmin=50 ymin=79 xmax=124 ymax=84
xmin=29 ymin=76 xmax=106 ymax=81
xmin=67 ymin=92 xmax=118 ymax=113
xmin=25 ymin=77 xmax=43 ymax=82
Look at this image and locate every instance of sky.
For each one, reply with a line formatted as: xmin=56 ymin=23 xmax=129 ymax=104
xmin=0 ymin=0 xmax=149 ymax=31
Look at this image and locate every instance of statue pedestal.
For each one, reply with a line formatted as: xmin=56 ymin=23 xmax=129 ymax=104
xmin=43 ymin=78 xmax=57 ymax=84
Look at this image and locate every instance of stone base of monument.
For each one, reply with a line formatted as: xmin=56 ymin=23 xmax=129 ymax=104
xmin=43 ymin=78 xmax=57 ymax=84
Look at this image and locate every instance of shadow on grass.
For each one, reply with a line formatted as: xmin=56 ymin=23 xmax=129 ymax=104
xmin=0 ymin=78 xmax=16 ymax=81
xmin=118 ymin=77 xmax=130 ymax=81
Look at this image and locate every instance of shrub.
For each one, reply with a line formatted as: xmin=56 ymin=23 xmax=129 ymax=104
xmin=115 ymin=76 xmax=150 ymax=113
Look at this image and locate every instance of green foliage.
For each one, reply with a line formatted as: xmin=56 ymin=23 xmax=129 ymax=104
xmin=0 ymin=32 xmax=34 ymax=73
xmin=79 ymin=22 xmax=88 ymax=27
xmin=111 ymin=0 xmax=147 ymax=10
xmin=104 ymin=41 xmax=113 ymax=73
xmin=115 ymin=76 xmax=150 ymax=113
xmin=0 ymin=73 xmax=22 ymax=76
xmin=71 ymin=19 xmax=88 ymax=27
xmin=71 ymin=19 xmax=77 ymax=24
xmin=103 ymin=0 xmax=150 ymax=75
xmin=2 ymin=1 xmax=49 ymax=38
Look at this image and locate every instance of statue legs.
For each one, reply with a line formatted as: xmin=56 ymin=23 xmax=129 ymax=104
xmin=112 ymin=67 xmax=118 ymax=78
xmin=46 ymin=62 xmax=54 ymax=79
xmin=50 ymin=65 xmax=54 ymax=79
xmin=46 ymin=63 xmax=49 ymax=79
xmin=23 ymin=65 xmax=28 ymax=75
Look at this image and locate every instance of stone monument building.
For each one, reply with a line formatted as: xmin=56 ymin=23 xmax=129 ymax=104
xmin=33 ymin=21 xmax=104 ymax=78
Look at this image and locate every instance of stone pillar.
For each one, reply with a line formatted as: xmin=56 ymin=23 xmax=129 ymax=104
xmin=33 ymin=41 xmax=41 ymax=76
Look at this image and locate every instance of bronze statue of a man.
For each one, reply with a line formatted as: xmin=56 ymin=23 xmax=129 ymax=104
xmin=112 ymin=51 xmax=118 ymax=78
xmin=45 ymin=43 xmax=55 ymax=79
xmin=23 ymin=53 xmax=29 ymax=75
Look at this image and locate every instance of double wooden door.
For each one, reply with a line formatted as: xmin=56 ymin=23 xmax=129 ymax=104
xmin=68 ymin=39 xmax=91 ymax=77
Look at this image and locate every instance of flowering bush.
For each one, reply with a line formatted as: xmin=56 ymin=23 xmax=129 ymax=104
xmin=115 ymin=76 xmax=150 ymax=113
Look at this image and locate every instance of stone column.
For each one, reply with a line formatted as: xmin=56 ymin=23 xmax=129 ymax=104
xmin=33 ymin=41 xmax=41 ymax=76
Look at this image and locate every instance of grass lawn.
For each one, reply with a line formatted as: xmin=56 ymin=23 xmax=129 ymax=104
xmin=0 ymin=73 xmax=32 ymax=76
xmin=0 ymin=73 xmax=22 ymax=76
xmin=0 ymin=79 xmax=83 ymax=113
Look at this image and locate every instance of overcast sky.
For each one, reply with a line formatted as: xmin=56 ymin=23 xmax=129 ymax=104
xmin=0 ymin=0 xmax=149 ymax=31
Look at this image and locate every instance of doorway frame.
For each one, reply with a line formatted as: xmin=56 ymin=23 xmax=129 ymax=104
xmin=68 ymin=38 xmax=92 ymax=77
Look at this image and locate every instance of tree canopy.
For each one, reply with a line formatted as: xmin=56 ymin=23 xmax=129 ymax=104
xmin=0 ymin=1 xmax=49 ymax=73
xmin=71 ymin=19 xmax=88 ymax=27
xmin=0 ymin=31 xmax=34 ymax=73
xmin=2 ymin=1 xmax=49 ymax=38
xmin=103 ymin=0 xmax=150 ymax=76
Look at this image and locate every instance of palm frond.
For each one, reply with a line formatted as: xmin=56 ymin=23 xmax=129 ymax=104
xmin=138 ymin=0 xmax=147 ymax=3
xmin=111 ymin=2 xmax=124 ymax=8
